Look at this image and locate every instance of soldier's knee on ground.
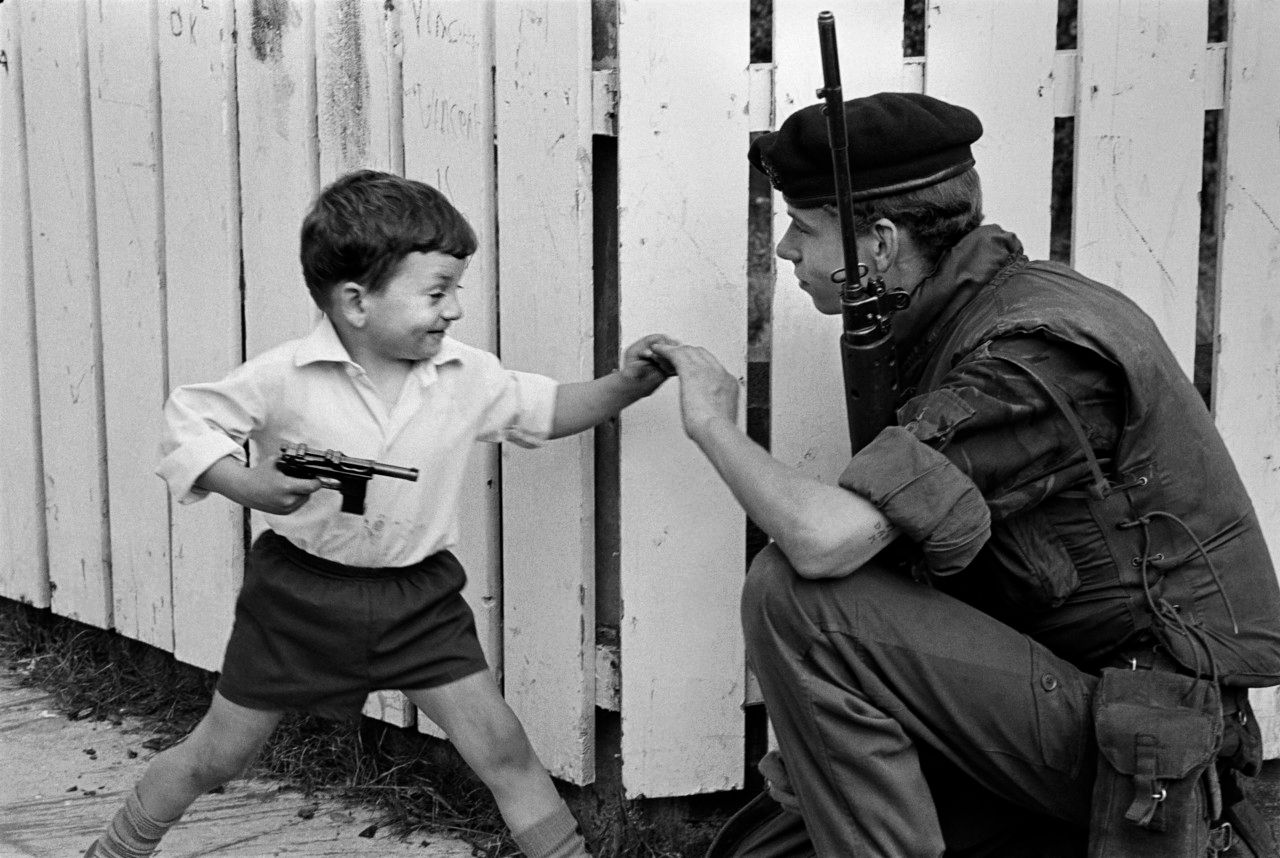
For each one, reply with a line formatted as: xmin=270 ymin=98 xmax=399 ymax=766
xmin=742 ymin=544 xmax=809 ymax=661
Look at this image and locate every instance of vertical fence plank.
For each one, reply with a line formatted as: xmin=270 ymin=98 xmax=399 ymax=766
xmin=769 ymin=1 xmax=902 ymax=493
xmin=88 ymin=0 xmax=173 ymax=650
xmin=237 ymin=0 xmax=318 ymax=357
xmin=924 ymin=0 xmax=1057 ymax=258
xmin=314 ymin=0 xmax=415 ymax=730
xmin=159 ymin=0 xmax=245 ymax=672
xmin=617 ymin=0 xmax=749 ymax=797
xmin=1214 ymin=0 xmax=1280 ymax=753
xmin=495 ymin=0 xmax=595 ymax=785
xmin=1073 ymin=0 xmax=1207 ymax=373
xmin=22 ymin=0 xmax=111 ymax=628
xmin=401 ymin=0 xmax=501 ymax=738
xmin=0 ymin=2 xmax=48 ymax=608
xmin=317 ymin=0 xmax=402 ymax=180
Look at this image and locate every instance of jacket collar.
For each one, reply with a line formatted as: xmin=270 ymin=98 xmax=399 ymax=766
xmin=895 ymin=224 xmax=1026 ymax=388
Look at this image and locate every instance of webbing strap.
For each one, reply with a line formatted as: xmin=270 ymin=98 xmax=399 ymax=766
xmin=1124 ymin=734 xmax=1166 ymax=829
xmin=987 ymin=351 xmax=1113 ymax=498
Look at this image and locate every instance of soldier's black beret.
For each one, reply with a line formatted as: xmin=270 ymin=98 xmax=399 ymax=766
xmin=748 ymin=92 xmax=983 ymax=207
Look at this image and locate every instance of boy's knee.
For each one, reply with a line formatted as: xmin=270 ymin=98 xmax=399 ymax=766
xmin=178 ymin=740 xmax=259 ymax=791
xmin=466 ymin=717 xmax=539 ymax=782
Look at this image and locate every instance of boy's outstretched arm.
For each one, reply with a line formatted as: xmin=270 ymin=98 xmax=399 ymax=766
xmin=548 ymin=333 xmax=677 ymax=439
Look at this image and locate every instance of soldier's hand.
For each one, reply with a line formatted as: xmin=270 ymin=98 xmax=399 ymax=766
xmin=649 ymin=343 xmax=740 ymax=437
xmin=619 ymin=333 xmax=679 ymax=394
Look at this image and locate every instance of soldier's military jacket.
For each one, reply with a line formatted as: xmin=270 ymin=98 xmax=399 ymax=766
xmin=841 ymin=225 xmax=1280 ymax=687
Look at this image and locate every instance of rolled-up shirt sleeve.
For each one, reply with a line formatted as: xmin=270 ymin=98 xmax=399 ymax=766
xmin=474 ymin=367 xmax=559 ymax=448
xmin=155 ymin=366 xmax=266 ymax=504
xmin=839 ymin=336 xmax=1123 ymax=576
xmin=840 ymin=425 xmax=990 ymax=576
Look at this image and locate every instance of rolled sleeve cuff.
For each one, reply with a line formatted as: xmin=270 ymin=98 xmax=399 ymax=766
xmin=155 ymin=434 xmax=246 ymax=504
xmin=503 ymin=371 xmax=559 ymax=449
xmin=839 ymin=426 xmax=990 ymax=576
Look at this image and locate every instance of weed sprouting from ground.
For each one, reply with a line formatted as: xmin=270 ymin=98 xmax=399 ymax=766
xmin=0 ymin=600 xmax=731 ymax=856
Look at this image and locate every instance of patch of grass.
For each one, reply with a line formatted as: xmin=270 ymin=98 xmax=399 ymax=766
xmin=0 ymin=598 xmax=214 ymax=735
xmin=0 ymin=600 xmax=733 ymax=856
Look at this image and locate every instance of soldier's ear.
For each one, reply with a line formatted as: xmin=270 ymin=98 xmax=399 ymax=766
xmin=869 ymin=218 xmax=900 ymax=274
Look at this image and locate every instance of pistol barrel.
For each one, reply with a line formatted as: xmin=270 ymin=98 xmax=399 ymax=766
xmin=371 ymin=461 xmax=419 ymax=482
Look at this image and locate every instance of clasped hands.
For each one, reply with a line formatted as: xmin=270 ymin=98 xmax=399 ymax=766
xmin=646 ymin=339 xmax=740 ymax=439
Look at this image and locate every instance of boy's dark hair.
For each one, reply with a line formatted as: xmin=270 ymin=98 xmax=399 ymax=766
xmin=300 ymin=170 xmax=477 ymax=308
xmin=843 ymin=168 xmax=984 ymax=266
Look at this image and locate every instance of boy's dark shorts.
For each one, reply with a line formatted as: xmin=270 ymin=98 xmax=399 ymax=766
xmin=217 ymin=530 xmax=489 ymax=719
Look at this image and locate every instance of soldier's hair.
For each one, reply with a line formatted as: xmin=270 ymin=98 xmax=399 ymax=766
xmin=300 ymin=170 xmax=477 ymax=309
xmin=838 ymin=168 xmax=984 ymax=266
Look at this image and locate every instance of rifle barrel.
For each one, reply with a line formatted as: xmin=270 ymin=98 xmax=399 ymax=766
xmin=817 ymin=11 xmax=862 ymax=305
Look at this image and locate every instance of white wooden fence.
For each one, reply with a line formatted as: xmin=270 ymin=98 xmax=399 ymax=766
xmin=2 ymin=0 xmax=1278 ymax=799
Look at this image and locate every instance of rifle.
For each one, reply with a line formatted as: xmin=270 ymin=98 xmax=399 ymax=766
xmin=276 ymin=443 xmax=419 ymax=515
xmin=816 ymin=11 xmax=911 ymax=454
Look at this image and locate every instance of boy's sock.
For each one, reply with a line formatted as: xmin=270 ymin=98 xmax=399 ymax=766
xmin=84 ymin=787 xmax=177 ymax=858
xmin=511 ymin=801 xmax=590 ymax=858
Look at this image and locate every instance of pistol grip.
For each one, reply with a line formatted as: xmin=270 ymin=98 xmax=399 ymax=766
xmin=338 ymin=478 xmax=368 ymax=515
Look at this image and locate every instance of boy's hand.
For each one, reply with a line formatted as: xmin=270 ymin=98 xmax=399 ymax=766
xmin=619 ymin=334 xmax=679 ymax=395
xmin=649 ymin=342 xmax=740 ymax=437
xmin=196 ymin=452 xmax=326 ymax=515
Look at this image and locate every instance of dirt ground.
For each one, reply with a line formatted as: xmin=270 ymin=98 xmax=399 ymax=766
xmin=0 ymin=668 xmax=474 ymax=858
xmin=6 ymin=660 xmax=1280 ymax=858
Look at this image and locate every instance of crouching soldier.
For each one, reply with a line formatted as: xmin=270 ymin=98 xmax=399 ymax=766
xmin=654 ymin=92 xmax=1280 ymax=857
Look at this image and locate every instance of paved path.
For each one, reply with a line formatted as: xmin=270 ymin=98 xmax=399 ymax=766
xmin=0 ymin=669 xmax=473 ymax=857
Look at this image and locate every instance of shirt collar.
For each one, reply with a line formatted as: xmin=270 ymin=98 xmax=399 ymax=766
xmin=294 ymin=316 xmax=466 ymax=383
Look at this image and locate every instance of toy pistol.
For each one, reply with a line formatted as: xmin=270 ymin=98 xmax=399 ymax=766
xmin=276 ymin=443 xmax=419 ymax=515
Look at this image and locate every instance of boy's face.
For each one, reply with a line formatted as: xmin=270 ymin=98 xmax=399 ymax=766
xmin=361 ymin=251 xmax=468 ymax=363
xmin=775 ymin=205 xmax=872 ymax=315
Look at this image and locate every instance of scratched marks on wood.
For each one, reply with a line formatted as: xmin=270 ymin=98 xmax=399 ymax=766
xmin=160 ymin=0 xmax=245 ymax=672
xmin=22 ymin=0 xmax=110 ymax=628
xmin=318 ymin=0 xmax=370 ymax=172
xmin=926 ymin=0 xmax=1057 ymax=258
xmin=617 ymin=0 xmax=750 ymax=799
xmin=496 ymin=0 xmax=595 ymax=786
xmin=249 ymin=0 xmax=299 ymax=63
xmin=1072 ymin=0 xmax=1208 ymax=373
xmin=0 ymin=1 xmax=48 ymax=609
xmin=89 ymin=0 xmax=173 ymax=650
xmin=317 ymin=0 xmax=401 ymax=180
xmin=1215 ymin=4 xmax=1280 ymax=754
xmin=237 ymin=0 xmax=318 ymax=358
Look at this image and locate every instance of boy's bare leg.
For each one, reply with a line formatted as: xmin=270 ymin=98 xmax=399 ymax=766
xmin=137 ymin=691 xmax=282 ymax=818
xmin=406 ymin=673 xmax=588 ymax=857
xmin=88 ymin=692 xmax=281 ymax=857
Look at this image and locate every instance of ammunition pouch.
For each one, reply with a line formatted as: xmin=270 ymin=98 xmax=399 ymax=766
xmin=1088 ymin=667 xmax=1224 ymax=856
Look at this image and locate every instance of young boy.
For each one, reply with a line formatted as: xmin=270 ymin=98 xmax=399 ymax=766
xmin=86 ymin=170 xmax=674 ymax=858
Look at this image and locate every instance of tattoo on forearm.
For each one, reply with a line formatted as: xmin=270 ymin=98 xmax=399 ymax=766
xmin=867 ymin=520 xmax=893 ymax=545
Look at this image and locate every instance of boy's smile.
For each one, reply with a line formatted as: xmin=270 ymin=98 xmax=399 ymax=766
xmin=358 ymin=250 xmax=469 ymax=364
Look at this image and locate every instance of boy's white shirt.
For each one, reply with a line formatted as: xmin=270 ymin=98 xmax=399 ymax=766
xmin=157 ymin=316 xmax=558 ymax=567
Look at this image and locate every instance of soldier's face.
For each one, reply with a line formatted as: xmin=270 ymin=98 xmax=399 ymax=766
xmin=776 ymin=205 xmax=872 ymax=315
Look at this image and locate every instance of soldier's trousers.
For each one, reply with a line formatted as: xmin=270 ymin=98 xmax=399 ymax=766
xmin=741 ymin=544 xmax=1099 ymax=857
